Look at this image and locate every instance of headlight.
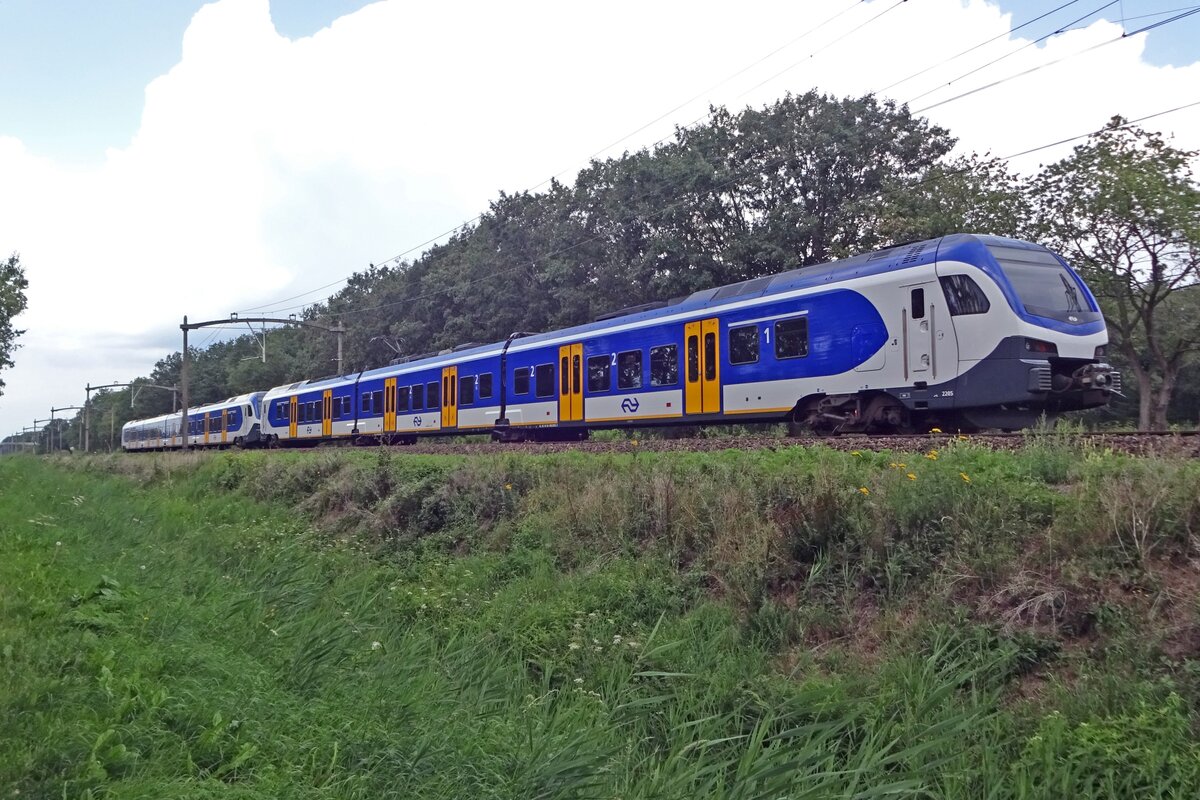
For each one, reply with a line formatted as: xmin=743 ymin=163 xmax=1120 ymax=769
xmin=1094 ymin=345 xmax=1107 ymax=359
xmin=1024 ymin=338 xmax=1058 ymax=356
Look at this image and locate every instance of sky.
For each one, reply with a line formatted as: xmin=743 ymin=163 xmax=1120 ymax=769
xmin=1 ymin=0 xmax=1198 ymax=439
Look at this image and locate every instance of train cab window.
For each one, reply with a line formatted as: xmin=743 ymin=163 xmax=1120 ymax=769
xmin=650 ymin=344 xmax=678 ymax=386
xmin=775 ymin=318 xmax=809 ymax=359
xmin=535 ymin=364 xmax=555 ymax=398
xmin=412 ymin=383 xmax=424 ymax=410
xmin=939 ymin=275 xmax=990 ymax=316
xmin=398 ymin=386 xmax=410 ymax=412
xmin=729 ymin=326 xmax=759 ymax=365
xmin=617 ymin=350 xmax=642 ymax=390
xmin=372 ymin=391 xmax=384 ymax=415
xmin=427 ymin=381 xmax=440 ymax=409
xmin=279 ymin=401 xmax=289 ymax=422
xmin=911 ymin=288 xmax=926 ymax=320
xmin=478 ymin=373 xmax=493 ymax=399
xmin=687 ymin=336 xmax=699 ymax=383
xmin=514 ymin=367 xmax=531 ymax=395
xmin=587 ymin=355 xmax=611 ymax=392
xmin=460 ymin=375 xmax=475 ymax=405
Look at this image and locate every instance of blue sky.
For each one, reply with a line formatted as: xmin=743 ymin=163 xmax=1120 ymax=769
xmin=0 ymin=0 xmax=1197 ymax=435
xmin=0 ymin=0 xmax=374 ymax=161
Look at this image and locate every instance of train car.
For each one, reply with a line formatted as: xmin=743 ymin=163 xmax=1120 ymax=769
xmin=121 ymin=411 xmax=182 ymax=451
xmin=183 ymin=392 xmax=266 ymax=448
xmin=128 ymin=233 xmax=1121 ymax=448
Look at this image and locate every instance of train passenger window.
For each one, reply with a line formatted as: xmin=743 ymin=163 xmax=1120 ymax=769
xmin=372 ymin=391 xmax=384 ymax=415
xmin=617 ymin=350 xmax=642 ymax=390
xmin=412 ymin=383 xmax=424 ymax=410
xmin=775 ymin=318 xmax=809 ymax=359
xmin=398 ymin=386 xmax=410 ymax=412
xmin=911 ymin=288 xmax=926 ymax=320
xmin=560 ymin=355 xmax=570 ymax=395
xmin=449 ymin=378 xmax=456 ymax=407
xmin=535 ymin=364 xmax=555 ymax=397
xmin=460 ymin=375 xmax=475 ymax=405
xmin=729 ymin=326 xmax=759 ymax=365
xmin=478 ymin=373 xmax=493 ymax=399
xmin=514 ymin=367 xmax=531 ymax=395
xmin=687 ymin=336 xmax=699 ymax=383
xmin=343 ymin=396 xmax=353 ymax=417
xmin=650 ymin=345 xmax=678 ymax=386
xmin=939 ymin=275 xmax=990 ymax=316
xmin=361 ymin=394 xmax=371 ymax=414
xmin=704 ymin=334 xmax=716 ymax=380
xmin=587 ymin=355 xmax=611 ymax=392
xmin=427 ymin=381 xmax=441 ymax=410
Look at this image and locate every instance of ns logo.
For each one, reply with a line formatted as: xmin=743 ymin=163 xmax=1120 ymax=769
xmin=621 ymin=397 xmax=640 ymax=414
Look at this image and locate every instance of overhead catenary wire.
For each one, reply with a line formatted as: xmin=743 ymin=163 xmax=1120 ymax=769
xmin=236 ymin=0 xmax=887 ymax=317
xmin=904 ymin=0 xmax=1119 ymax=106
xmin=875 ymin=0 xmax=1086 ymax=94
xmin=912 ymin=8 xmax=1200 ymax=114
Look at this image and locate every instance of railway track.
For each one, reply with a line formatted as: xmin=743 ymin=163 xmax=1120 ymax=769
xmin=354 ymin=430 xmax=1200 ymax=458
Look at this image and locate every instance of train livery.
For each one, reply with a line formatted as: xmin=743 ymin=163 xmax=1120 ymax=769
xmin=122 ymin=233 xmax=1120 ymax=450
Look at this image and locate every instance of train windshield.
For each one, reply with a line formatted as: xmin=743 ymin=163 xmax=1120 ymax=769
xmin=989 ymin=245 xmax=1101 ymax=324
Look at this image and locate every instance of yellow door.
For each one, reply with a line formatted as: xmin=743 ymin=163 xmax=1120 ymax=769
xmin=441 ymin=366 xmax=458 ymax=428
xmin=323 ymin=390 xmax=333 ymax=437
xmin=685 ymin=318 xmax=721 ymax=414
xmin=558 ymin=343 xmax=583 ymax=422
xmin=221 ymin=409 xmax=229 ymax=444
xmin=289 ymin=396 xmax=298 ymax=438
xmin=203 ymin=414 xmax=210 ymax=445
xmin=384 ymin=378 xmax=397 ymax=432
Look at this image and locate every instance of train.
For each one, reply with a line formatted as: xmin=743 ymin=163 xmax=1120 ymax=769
xmin=121 ymin=233 xmax=1121 ymax=450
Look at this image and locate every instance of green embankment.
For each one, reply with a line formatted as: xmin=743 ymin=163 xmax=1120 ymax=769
xmin=2 ymin=442 xmax=1199 ymax=798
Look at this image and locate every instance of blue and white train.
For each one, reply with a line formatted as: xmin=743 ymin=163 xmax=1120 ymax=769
xmin=122 ymin=233 xmax=1120 ymax=450
xmin=122 ymin=392 xmax=265 ymax=450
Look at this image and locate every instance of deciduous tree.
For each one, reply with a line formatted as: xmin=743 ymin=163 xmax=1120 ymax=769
xmin=0 ymin=253 xmax=29 ymax=398
xmin=1032 ymin=119 xmax=1200 ymax=429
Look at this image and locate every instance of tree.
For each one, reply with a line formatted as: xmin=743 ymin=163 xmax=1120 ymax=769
xmin=0 ymin=253 xmax=29 ymax=398
xmin=1032 ymin=119 xmax=1200 ymax=430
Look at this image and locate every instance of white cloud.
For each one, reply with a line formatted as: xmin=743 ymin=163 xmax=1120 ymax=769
xmin=1 ymin=0 xmax=1198 ymax=435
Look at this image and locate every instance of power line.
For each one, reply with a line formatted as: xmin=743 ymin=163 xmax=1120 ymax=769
xmin=876 ymin=0 xmax=1085 ymax=94
xmin=912 ymin=6 xmax=1200 ymax=114
xmin=905 ymin=0 xmax=1118 ymax=106
xmin=236 ymin=1 xmax=884 ymax=317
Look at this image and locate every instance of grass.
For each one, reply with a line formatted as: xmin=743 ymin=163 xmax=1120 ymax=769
xmin=2 ymin=439 xmax=1199 ymax=798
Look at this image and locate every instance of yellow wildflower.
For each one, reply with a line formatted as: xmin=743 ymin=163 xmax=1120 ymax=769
xmin=958 ymin=434 xmax=968 ymax=441
xmin=631 ymin=439 xmax=639 ymax=447
xmin=850 ymin=450 xmax=861 ymax=457
xmin=906 ymin=473 xmax=917 ymax=481
xmin=960 ymin=472 xmax=971 ymax=484
xmin=858 ymin=487 xmax=870 ymax=495
xmin=504 ymin=483 xmax=513 ymax=491
xmin=925 ymin=452 xmax=938 ymax=461
xmin=930 ymin=427 xmax=943 ymax=433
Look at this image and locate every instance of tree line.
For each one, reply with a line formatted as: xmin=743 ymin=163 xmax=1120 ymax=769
xmin=3 ymin=91 xmax=1198 ymax=448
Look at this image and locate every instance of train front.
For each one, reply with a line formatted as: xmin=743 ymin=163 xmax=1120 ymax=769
xmin=938 ymin=235 xmax=1121 ymax=430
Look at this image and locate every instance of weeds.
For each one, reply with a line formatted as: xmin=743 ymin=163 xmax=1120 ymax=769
xmin=4 ymin=443 xmax=1200 ymax=798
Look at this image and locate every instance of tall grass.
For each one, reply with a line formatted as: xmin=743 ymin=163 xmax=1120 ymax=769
xmin=3 ymin=443 xmax=1199 ymax=798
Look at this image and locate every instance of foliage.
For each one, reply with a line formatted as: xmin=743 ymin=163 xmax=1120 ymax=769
xmin=6 ymin=443 xmax=1200 ymax=796
xmin=1032 ymin=118 xmax=1200 ymax=430
xmin=0 ymin=252 xmax=29 ymax=398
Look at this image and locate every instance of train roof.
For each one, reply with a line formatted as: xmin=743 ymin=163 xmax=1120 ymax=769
xmin=268 ymin=233 xmax=1047 ymax=392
